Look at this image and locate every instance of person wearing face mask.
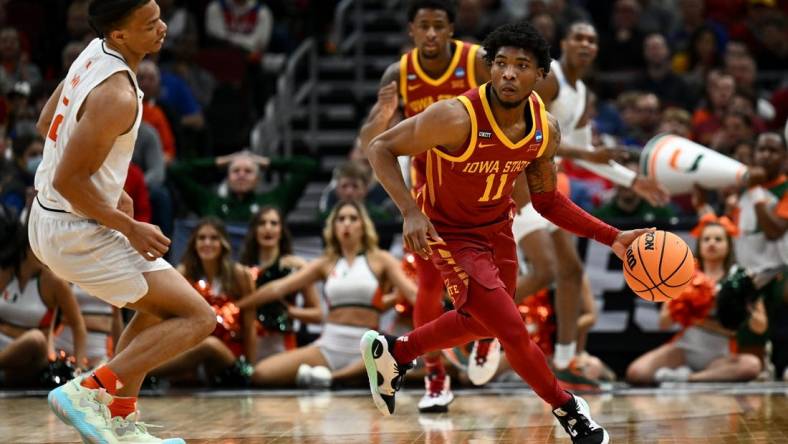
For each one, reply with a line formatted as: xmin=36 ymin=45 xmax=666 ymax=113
xmin=0 ymin=134 xmax=43 ymax=215
xmin=167 ymin=150 xmax=317 ymax=223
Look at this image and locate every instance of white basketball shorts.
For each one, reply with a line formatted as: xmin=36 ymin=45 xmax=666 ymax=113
xmin=28 ymin=199 xmax=171 ymax=307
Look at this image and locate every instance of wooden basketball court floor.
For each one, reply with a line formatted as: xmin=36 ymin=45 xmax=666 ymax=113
xmin=2 ymin=382 xmax=787 ymax=443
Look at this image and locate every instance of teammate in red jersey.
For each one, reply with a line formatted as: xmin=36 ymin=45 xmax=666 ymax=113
xmin=360 ymin=22 xmax=651 ymax=444
xmin=356 ymin=0 xmax=497 ymax=412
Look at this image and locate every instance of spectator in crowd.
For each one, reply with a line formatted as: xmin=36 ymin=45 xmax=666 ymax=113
xmin=237 ymin=201 xmax=416 ymax=388
xmin=152 ymin=218 xmax=256 ymax=387
xmin=546 ymin=0 xmax=590 ymax=35
xmin=5 ymin=80 xmax=37 ymax=138
xmin=658 ymin=107 xmax=693 ymax=139
xmin=162 ymin=32 xmax=216 ymax=110
xmin=750 ymin=15 xmax=788 ymax=71
xmin=626 ymin=218 xmax=763 ymax=384
xmin=137 ymin=60 xmax=177 ymax=162
xmin=0 ymin=133 xmax=42 ymax=214
xmin=593 ymin=161 xmax=676 ymax=222
xmin=530 ymin=12 xmax=561 ymax=59
xmin=670 ymin=0 xmax=727 ymax=57
xmin=168 ymin=150 xmax=317 ymax=223
xmin=65 ymin=0 xmax=93 ymax=44
xmin=206 ymin=0 xmax=274 ymax=56
xmin=726 ymin=54 xmax=777 ymax=123
xmin=123 ymin=163 xmax=152 ymax=223
xmin=239 ymin=207 xmax=322 ymax=361
xmin=673 ymin=25 xmax=724 ymax=92
xmin=0 ymin=27 xmax=41 ymax=95
xmin=632 ymin=33 xmax=695 ymax=110
xmin=158 ymin=0 xmax=199 ymax=56
xmin=319 ymin=160 xmax=397 ymax=224
xmin=597 ymin=0 xmax=645 ymax=71
xmin=636 ymin=0 xmax=678 ymax=37
xmin=133 ymin=122 xmax=173 ymax=237
xmin=0 ymin=205 xmax=87 ymax=386
xmin=632 ymin=92 xmax=662 ymax=145
xmin=692 ymin=70 xmax=735 ymax=147
xmin=711 ymin=111 xmax=756 ymax=154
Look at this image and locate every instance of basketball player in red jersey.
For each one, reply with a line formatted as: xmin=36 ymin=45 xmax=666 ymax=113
xmin=361 ymin=22 xmax=652 ymax=443
xmin=357 ymin=0 xmax=497 ymax=413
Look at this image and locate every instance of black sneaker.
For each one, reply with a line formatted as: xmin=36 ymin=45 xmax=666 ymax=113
xmin=360 ymin=330 xmax=414 ymax=416
xmin=552 ymin=394 xmax=609 ymax=444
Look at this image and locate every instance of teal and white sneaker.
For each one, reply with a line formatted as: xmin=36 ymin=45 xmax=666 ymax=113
xmin=110 ymin=411 xmax=185 ymax=443
xmin=48 ymin=376 xmax=115 ymax=443
xmin=359 ymin=330 xmax=413 ymax=416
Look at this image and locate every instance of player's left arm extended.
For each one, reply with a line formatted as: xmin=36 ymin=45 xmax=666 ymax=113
xmin=753 ymin=189 xmax=788 ymax=240
xmin=525 ymin=115 xmax=652 ymax=258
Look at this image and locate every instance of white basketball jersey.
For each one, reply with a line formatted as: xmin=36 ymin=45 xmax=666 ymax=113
xmin=548 ymin=59 xmax=589 ymax=149
xmin=35 ymin=38 xmax=144 ymax=216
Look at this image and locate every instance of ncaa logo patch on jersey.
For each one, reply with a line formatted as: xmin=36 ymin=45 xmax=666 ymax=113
xmin=454 ymin=67 xmax=465 ymax=78
xmin=407 ymin=74 xmax=417 ymax=81
xmin=535 ymin=129 xmax=543 ymax=142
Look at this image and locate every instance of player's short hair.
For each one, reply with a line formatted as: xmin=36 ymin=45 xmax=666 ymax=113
xmin=482 ymin=21 xmax=551 ymax=73
xmin=88 ymin=0 xmax=149 ymax=38
xmin=561 ymin=20 xmax=596 ymax=41
xmin=407 ymin=0 xmax=456 ymax=23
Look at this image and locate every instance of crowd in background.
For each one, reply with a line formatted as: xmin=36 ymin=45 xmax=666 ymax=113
xmin=0 ymin=0 xmax=786 ymax=390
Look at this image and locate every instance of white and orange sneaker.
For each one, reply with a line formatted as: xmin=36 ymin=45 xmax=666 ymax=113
xmin=468 ymin=338 xmax=501 ymax=385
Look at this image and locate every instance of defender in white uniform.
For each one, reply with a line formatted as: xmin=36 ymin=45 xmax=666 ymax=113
xmin=513 ymin=22 xmax=669 ymax=391
xmin=30 ymin=2 xmax=213 ymax=443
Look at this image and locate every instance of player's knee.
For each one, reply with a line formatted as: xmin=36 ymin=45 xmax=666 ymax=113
xmin=194 ymin=304 xmax=217 ymax=338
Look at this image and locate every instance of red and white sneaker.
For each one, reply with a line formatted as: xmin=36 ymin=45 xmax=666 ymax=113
xmin=418 ymin=373 xmax=454 ymax=413
xmin=468 ymin=338 xmax=501 ymax=385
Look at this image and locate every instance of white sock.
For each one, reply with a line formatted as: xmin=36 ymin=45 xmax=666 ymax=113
xmin=553 ymin=342 xmax=576 ymax=370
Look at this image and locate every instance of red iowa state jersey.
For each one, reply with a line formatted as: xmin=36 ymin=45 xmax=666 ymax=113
xmin=418 ymin=84 xmax=550 ymax=229
xmin=400 ymin=40 xmax=480 ymax=194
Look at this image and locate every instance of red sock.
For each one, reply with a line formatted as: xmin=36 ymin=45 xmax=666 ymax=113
xmin=423 ymin=355 xmax=446 ymax=378
xmin=80 ymin=366 xmax=122 ymax=395
xmin=108 ymin=396 xmax=137 ymax=418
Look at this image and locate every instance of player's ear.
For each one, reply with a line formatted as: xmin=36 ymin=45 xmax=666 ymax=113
xmin=108 ymin=28 xmax=127 ymax=45
xmin=537 ymin=67 xmax=545 ymax=80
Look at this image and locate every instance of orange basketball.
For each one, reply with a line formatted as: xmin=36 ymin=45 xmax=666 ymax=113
xmin=623 ymin=230 xmax=695 ymax=302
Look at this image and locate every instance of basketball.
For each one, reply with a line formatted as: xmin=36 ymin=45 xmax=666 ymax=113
xmin=623 ymin=231 xmax=695 ymax=302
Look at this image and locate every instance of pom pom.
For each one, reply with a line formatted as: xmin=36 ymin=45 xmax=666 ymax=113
xmin=667 ymin=270 xmax=716 ymax=327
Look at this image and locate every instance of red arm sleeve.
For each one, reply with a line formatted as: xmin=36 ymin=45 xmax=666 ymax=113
xmin=531 ymin=190 xmax=620 ymax=246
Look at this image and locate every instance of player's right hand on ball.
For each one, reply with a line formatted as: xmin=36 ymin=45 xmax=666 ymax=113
xmin=402 ymin=208 xmax=442 ymax=260
xmin=127 ymin=221 xmax=171 ymax=261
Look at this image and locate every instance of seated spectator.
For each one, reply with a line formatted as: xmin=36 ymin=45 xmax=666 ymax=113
xmin=626 ymin=218 xmax=762 ymax=384
xmin=657 ymin=107 xmax=693 ymax=139
xmin=133 ymin=122 xmax=173 ymax=237
xmin=205 ymin=0 xmax=274 ymax=57
xmin=5 ymin=80 xmax=38 ymax=138
xmin=158 ymin=0 xmax=199 ymax=56
xmin=162 ymin=32 xmax=216 ymax=110
xmin=237 ymin=201 xmax=416 ymax=388
xmin=151 ymin=218 xmax=256 ymax=387
xmin=0 ymin=134 xmax=43 ymax=214
xmin=54 ymin=285 xmax=121 ymax=369
xmin=597 ymin=0 xmax=645 ymax=71
xmin=710 ymin=111 xmax=756 ymax=154
xmin=239 ymin=207 xmax=322 ymax=360
xmin=593 ymin=161 xmax=676 ymax=222
xmin=692 ymin=70 xmax=735 ymax=147
xmin=318 ymin=160 xmax=397 ymax=223
xmin=123 ymin=163 xmax=151 ymax=223
xmin=0 ymin=27 xmax=42 ymax=95
xmin=631 ymin=33 xmax=695 ymax=110
xmin=168 ymin=150 xmax=317 ymax=223
xmin=672 ymin=24 xmax=724 ymax=90
xmin=137 ymin=61 xmax=177 ymax=161
xmin=0 ymin=205 xmax=87 ymax=386
xmin=631 ymin=92 xmax=662 ymax=145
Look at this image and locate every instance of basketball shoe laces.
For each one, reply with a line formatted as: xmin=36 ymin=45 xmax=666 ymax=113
xmin=474 ymin=340 xmax=493 ymax=366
